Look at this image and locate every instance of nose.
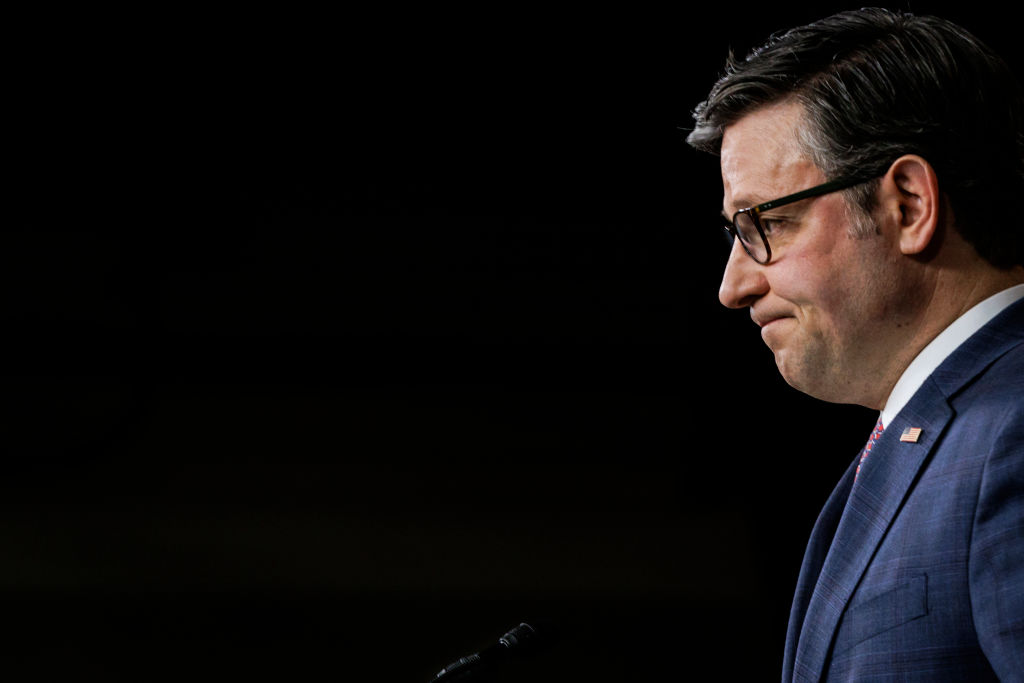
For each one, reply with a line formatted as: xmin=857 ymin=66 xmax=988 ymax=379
xmin=719 ymin=238 xmax=769 ymax=309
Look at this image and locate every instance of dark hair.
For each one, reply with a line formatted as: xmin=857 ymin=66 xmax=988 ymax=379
xmin=688 ymin=8 xmax=1024 ymax=268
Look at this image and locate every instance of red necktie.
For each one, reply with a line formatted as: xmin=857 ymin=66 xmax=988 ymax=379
xmin=855 ymin=419 xmax=884 ymax=482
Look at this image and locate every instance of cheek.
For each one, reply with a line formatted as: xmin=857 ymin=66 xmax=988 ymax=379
xmin=814 ymin=257 xmax=899 ymax=344
xmin=773 ymin=252 xmax=849 ymax=309
xmin=773 ymin=250 xmax=875 ymax=338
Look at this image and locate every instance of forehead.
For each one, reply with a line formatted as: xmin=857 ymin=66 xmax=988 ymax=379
xmin=720 ymin=100 xmax=822 ymax=208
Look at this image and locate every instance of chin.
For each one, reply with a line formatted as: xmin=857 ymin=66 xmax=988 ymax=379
xmin=775 ymin=354 xmax=843 ymax=404
xmin=779 ymin=369 xmax=814 ymax=396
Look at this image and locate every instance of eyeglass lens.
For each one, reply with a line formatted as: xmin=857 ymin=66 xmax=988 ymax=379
xmin=733 ymin=212 xmax=768 ymax=262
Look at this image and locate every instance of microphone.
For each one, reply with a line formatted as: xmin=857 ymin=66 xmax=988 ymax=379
xmin=431 ymin=622 xmax=538 ymax=682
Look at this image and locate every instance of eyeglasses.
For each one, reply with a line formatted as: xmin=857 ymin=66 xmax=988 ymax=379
xmin=724 ymin=175 xmax=873 ymax=264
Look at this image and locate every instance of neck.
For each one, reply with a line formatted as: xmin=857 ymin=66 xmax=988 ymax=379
xmin=865 ymin=258 xmax=1024 ymax=410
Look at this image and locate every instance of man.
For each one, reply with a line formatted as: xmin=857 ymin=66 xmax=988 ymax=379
xmin=687 ymin=8 xmax=1024 ymax=681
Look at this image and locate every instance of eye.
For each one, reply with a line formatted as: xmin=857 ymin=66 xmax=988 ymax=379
xmin=760 ymin=217 xmax=786 ymax=235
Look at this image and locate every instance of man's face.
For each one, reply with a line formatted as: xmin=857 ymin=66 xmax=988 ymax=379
xmin=719 ymin=100 xmax=904 ymax=406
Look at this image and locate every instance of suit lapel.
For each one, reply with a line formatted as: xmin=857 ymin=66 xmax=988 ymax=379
xmin=790 ymin=392 xmax=952 ymax=682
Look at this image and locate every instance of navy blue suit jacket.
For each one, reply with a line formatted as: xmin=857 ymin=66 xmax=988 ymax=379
xmin=783 ymin=298 xmax=1024 ymax=681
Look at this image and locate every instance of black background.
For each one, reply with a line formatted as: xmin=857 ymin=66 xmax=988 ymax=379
xmin=6 ymin=4 xmax=1019 ymax=681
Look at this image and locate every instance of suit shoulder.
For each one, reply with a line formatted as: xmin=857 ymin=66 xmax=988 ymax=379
xmin=957 ymin=336 xmax=1024 ymax=404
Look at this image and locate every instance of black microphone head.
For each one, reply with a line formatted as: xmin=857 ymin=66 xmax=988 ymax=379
xmin=498 ymin=623 xmax=536 ymax=650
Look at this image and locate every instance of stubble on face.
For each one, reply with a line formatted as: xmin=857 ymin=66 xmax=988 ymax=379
xmin=769 ymin=240 xmax=898 ymax=404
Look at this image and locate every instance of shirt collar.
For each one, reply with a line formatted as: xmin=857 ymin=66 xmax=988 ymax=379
xmin=880 ymin=283 xmax=1024 ymax=427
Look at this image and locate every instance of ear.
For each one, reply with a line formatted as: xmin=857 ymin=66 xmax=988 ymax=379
xmin=878 ymin=155 xmax=941 ymax=255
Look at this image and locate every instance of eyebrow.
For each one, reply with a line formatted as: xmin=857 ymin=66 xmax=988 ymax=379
xmin=722 ymin=197 xmax=766 ymax=219
xmin=729 ymin=197 xmax=761 ymax=212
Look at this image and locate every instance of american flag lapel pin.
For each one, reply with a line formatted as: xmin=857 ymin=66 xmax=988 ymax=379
xmin=900 ymin=427 xmax=923 ymax=443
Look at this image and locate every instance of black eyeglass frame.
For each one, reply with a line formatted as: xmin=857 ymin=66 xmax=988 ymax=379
xmin=725 ymin=174 xmax=875 ymax=264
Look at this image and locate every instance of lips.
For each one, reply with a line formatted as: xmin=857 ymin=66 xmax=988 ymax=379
xmin=751 ymin=310 xmax=794 ymax=345
xmin=751 ymin=309 xmax=791 ymax=328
